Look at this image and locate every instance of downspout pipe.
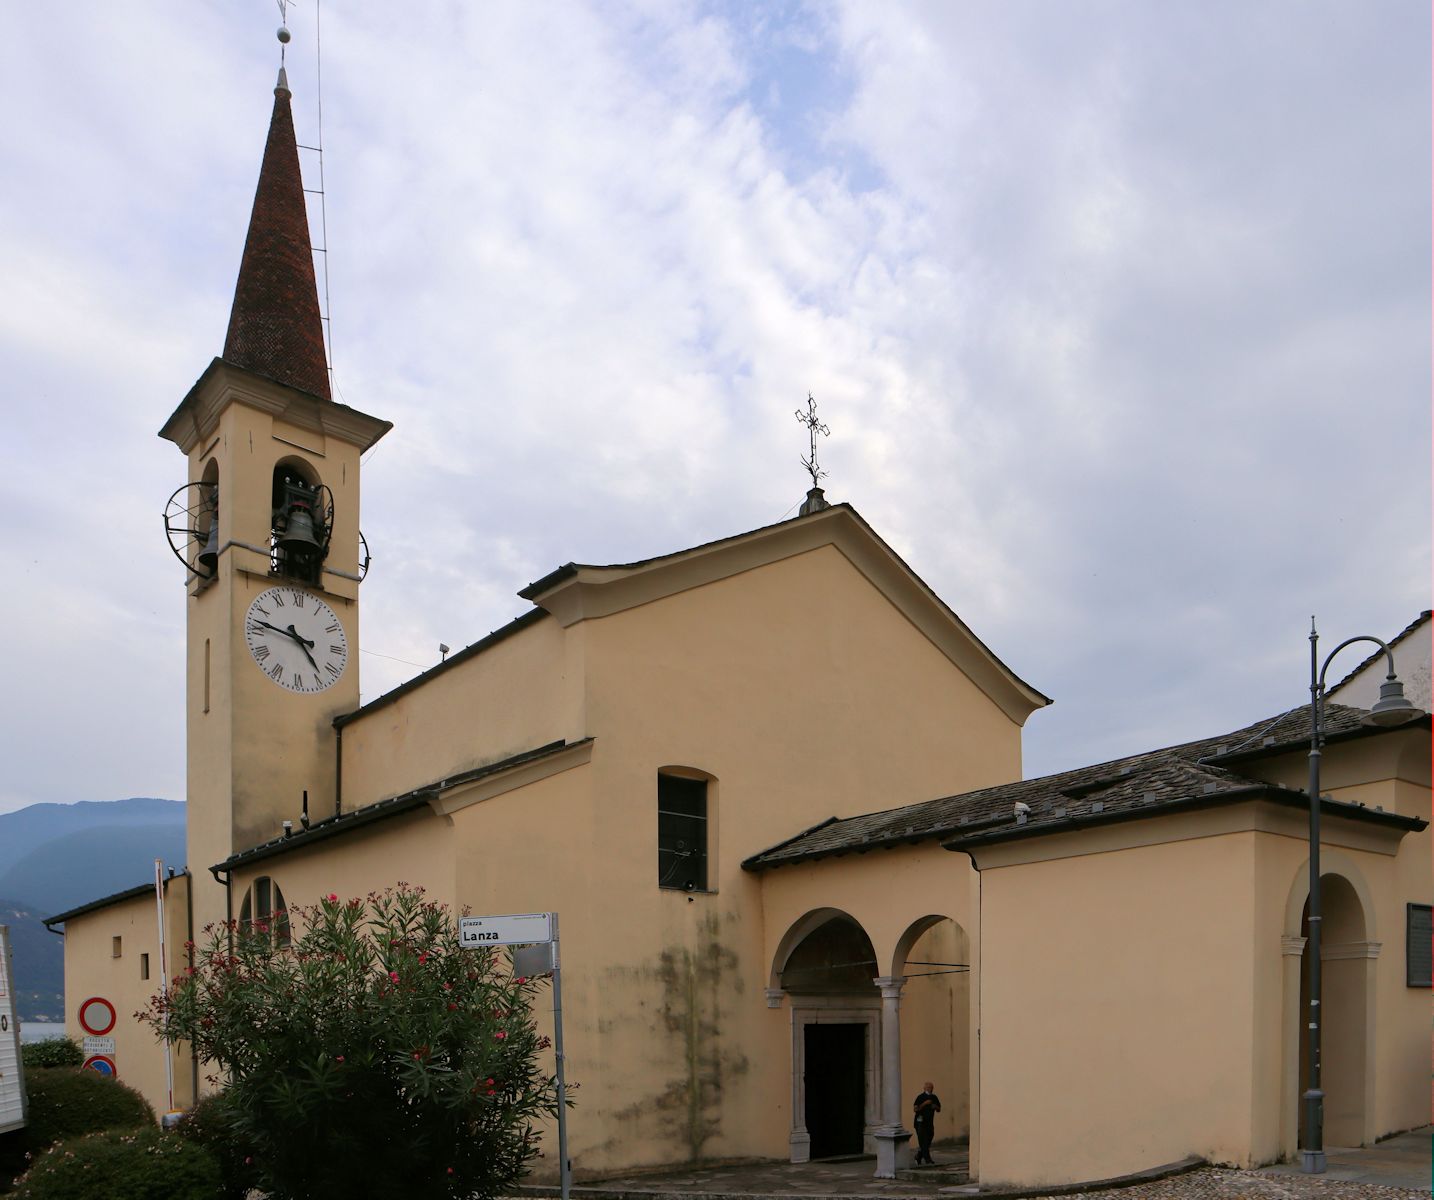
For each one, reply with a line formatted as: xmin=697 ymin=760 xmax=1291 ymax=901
xmin=210 ymin=865 xmax=234 ymax=954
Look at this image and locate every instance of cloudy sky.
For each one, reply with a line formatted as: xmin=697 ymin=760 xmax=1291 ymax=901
xmin=0 ymin=2 xmax=1428 ymax=816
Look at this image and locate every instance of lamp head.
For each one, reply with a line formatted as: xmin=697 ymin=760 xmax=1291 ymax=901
xmin=1362 ymin=676 xmax=1421 ymax=727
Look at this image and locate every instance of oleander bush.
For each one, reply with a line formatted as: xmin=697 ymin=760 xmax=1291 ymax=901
xmin=139 ymin=884 xmax=563 ymax=1200
xmin=0 ymin=1069 xmax=154 ymax=1190
xmin=10 ymin=1128 xmax=220 ymax=1200
xmin=18 ymin=1038 xmax=82 ymax=1070
xmin=174 ymin=1091 xmax=259 ymax=1200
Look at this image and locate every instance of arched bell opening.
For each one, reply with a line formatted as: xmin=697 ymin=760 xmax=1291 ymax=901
xmin=773 ymin=911 xmax=881 ymax=1164
xmin=195 ymin=458 xmax=221 ymax=579
xmin=270 ymin=457 xmax=332 ymax=585
xmin=162 ymin=458 xmax=222 ymax=586
xmin=893 ymin=916 xmax=971 ymax=1170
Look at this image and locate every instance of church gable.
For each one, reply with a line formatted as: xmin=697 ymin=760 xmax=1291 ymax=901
xmin=523 ymin=502 xmax=1048 ymax=726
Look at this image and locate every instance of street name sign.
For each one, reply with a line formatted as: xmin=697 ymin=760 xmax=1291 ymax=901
xmin=459 ymin=912 xmax=553 ymax=948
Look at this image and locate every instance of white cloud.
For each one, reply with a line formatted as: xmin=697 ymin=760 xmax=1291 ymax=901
xmin=0 ymin=1 xmax=1425 ymax=815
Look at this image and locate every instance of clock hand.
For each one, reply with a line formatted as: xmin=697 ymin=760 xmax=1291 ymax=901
xmin=252 ymin=619 xmax=316 ymax=650
xmin=287 ymin=625 xmax=322 ymax=673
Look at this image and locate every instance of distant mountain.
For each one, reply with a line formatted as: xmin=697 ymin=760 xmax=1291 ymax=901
xmin=1 ymin=898 xmax=64 ymax=1023
xmin=0 ymin=797 xmax=185 ymax=1021
xmin=0 ymin=798 xmax=183 ymax=877
xmin=0 ymin=825 xmax=188 ymax=918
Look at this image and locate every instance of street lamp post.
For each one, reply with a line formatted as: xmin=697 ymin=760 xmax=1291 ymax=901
xmin=1301 ymin=618 xmax=1417 ymax=1174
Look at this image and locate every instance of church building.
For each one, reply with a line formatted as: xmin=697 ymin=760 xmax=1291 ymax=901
xmin=49 ymin=61 xmax=1430 ymax=1190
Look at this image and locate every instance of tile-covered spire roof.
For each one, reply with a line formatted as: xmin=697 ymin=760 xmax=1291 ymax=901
xmin=222 ymin=67 xmax=331 ymax=400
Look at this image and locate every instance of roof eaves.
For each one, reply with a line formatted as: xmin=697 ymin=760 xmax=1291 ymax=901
xmin=740 ymin=816 xmax=842 ymax=871
xmin=942 ymin=783 xmax=1425 ymax=853
xmin=1202 ymin=712 xmax=1430 ymax=767
xmin=43 ymin=871 xmax=192 ymax=929
xmin=214 ymin=738 xmax=587 ymax=872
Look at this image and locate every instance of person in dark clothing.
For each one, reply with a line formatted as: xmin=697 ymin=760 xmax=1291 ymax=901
xmin=912 ymin=1081 xmax=941 ymax=1164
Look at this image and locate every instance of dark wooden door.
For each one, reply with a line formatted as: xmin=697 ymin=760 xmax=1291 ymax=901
xmin=804 ymin=1023 xmax=866 ymax=1159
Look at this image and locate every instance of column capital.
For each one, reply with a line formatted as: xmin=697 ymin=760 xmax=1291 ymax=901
xmin=874 ymin=975 xmax=906 ymax=999
xmin=764 ymin=987 xmax=786 ymax=1009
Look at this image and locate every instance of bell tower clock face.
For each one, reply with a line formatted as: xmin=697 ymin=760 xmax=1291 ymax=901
xmin=244 ymin=586 xmax=348 ymax=694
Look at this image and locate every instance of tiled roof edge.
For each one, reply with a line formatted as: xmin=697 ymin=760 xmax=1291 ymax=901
xmin=215 ymin=738 xmax=588 ymax=872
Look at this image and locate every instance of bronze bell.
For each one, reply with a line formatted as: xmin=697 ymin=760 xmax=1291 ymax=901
xmin=197 ymin=519 xmax=220 ymax=574
xmin=278 ymin=501 xmax=323 ymax=554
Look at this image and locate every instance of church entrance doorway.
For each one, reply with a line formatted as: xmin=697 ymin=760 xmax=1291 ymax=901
xmin=804 ymin=1023 xmax=867 ymax=1159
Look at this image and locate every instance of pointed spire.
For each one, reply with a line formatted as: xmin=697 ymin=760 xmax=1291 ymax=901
xmin=222 ymin=69 xmax=331 ymax=400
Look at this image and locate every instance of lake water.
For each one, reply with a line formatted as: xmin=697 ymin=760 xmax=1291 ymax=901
xmin=18 ymin=1021 xmax=65 ymax=1045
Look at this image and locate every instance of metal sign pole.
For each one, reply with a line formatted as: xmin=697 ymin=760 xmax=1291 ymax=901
xmin=551 ymin=912 xmax=571 ymax=1200
xmin=153 ymin=860 xmax=174 ymax=1115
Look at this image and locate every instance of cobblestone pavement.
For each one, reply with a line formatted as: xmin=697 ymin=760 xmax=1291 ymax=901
xmin=521 ymin=1129 xmax=1430 ymax=1200
xmin=1039 ymin=1165 xmax=1426 ymax=1200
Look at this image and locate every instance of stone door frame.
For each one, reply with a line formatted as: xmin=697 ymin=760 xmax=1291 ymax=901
xmin=787 ymin=995 xmax=882 ymax=1163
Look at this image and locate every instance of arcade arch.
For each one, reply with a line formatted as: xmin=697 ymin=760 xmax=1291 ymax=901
xmin=1281 ymin=854 xmax=1377 ymax=1155
xmin=770 ymin=907 xmax=972 ymax=1178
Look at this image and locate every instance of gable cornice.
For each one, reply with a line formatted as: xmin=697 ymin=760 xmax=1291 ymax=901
xmin=522 ymin=504 xmax=1049 ymax=724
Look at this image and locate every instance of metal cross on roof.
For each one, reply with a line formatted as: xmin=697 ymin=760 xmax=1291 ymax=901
xmin=795 ymin=392 xmax=831 ymax=489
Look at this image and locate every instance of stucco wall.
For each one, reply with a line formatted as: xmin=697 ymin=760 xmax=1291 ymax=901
xmin=567 ymin=544 xmax=1016 ymax=1172
xmin=338 ymin=614 xmax=584 ymax=812
xmin=60 ymin=876 xmax=194 ymax=1117
xmin=978 ymin=831 xmax=1262 ymax=1186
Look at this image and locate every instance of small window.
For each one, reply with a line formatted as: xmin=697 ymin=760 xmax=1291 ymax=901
xmin=239 ymin=876 xmax=292 ymax=947
xmin=658 ymin=774 xmax=708 ymax=891
xmin=111 ymin=936 xmax=122 ymax=958
xmin=140 ymin=953 xmax=150 ymax=981
xmin=1407 ymin=904 xmax=1432 ymax=988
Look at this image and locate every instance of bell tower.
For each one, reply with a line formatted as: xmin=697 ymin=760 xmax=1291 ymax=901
xmin=159 ymin=64 xmax=390 ymax=929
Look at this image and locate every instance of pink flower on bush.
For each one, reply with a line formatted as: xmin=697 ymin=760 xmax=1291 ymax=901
xmin=326 ymin=893 xmax=339 ymax=902
xmin=494 ymin=1030 xmax=507 ymax=1041
xmin=389 ymin=971 xmax=400 ymax=983
xmin=336 ymin=1055 xmax=345 ymax=1063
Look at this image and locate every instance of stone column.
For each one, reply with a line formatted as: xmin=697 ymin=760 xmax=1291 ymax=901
xmin=873 ymin=975 xmax=912 ymax=1178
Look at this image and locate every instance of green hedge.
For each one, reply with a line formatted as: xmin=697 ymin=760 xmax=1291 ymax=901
xmin=10 ymin=1128 xmax=220 ymax=1200
xmin=0 ymin=1069 xmax=155 ymax=1191
xmin=18 ymin=1039 xmax=82 ymax=1071
xmin=175 ymin=1092 xmax=260 ymax=1200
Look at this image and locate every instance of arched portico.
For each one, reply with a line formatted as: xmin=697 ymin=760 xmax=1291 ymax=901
xmin=1281 ymin=851 xmax=1378 ymax=1155
xmin=769 ymin=903 xmax=974 ymax=1179
xmin=758 ymin=843 xmax=982 ymax=1178
xmin=771 ymin=909 xmax=883 ymax=1165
